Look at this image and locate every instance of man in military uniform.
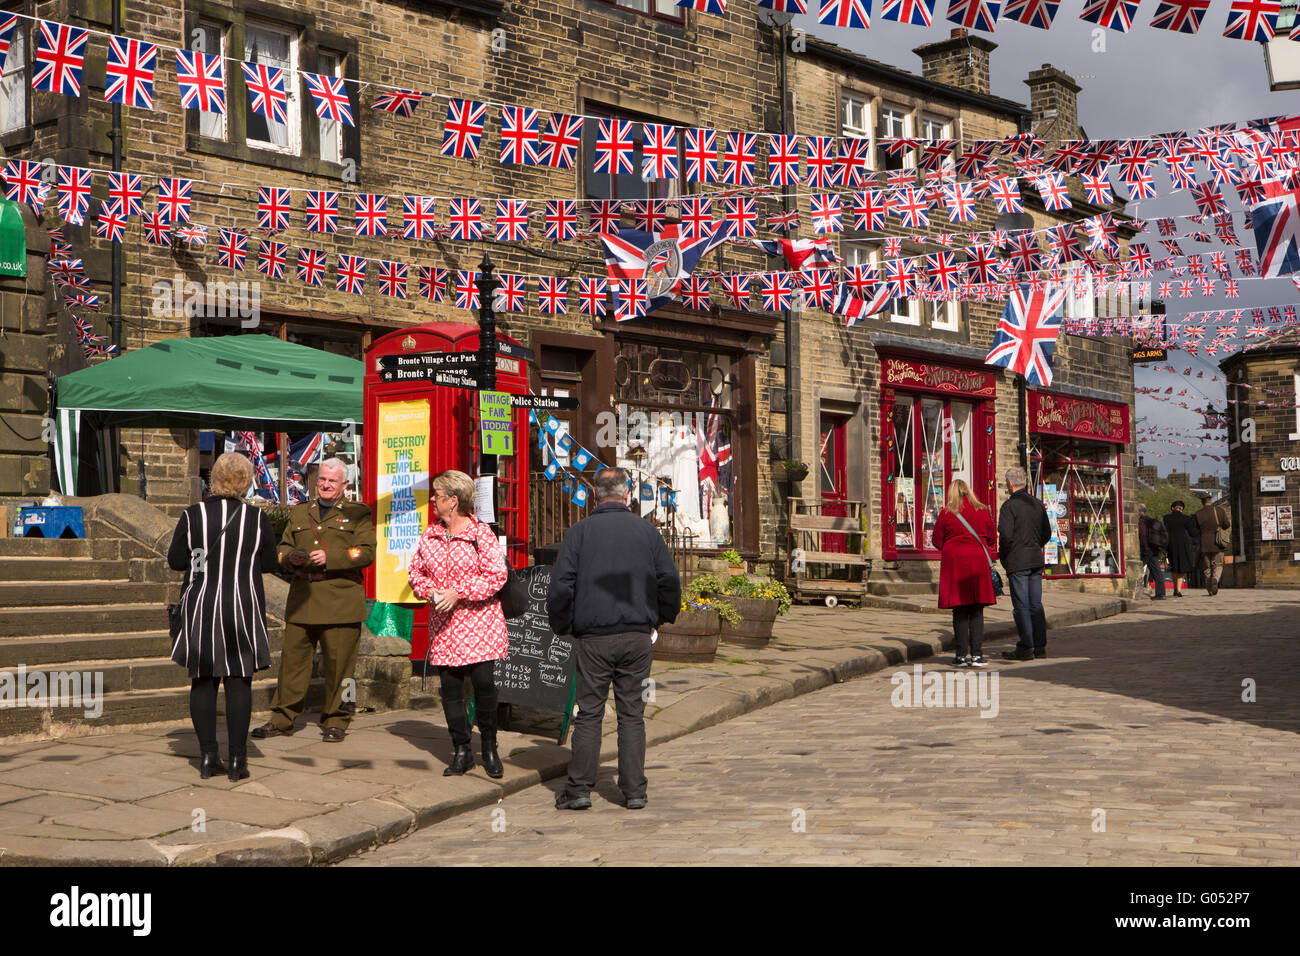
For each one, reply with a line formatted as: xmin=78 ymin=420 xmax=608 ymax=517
xmin=253 ymin=458 xmax=375 ymax=742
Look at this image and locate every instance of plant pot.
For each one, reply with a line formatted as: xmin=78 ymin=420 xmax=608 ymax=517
xmin=727 ymin=563 xmax=746 ymax=576
xmin=656 ymin=608 xmax=721 ymax=662
xmin=719 ymin=597 xmax=779 ymax=648
xmin=783 ymin=467 xmax=809 ymax=483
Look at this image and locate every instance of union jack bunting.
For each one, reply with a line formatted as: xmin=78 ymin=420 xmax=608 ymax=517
xmin=680 ymin=197 xmax=715 ymax=241
xmin=946 ymin=0 xmax=1001 ymax=31
xmin=844 ymin=263 xmax=879 ymax=297
xmin=304 ymin=191 xmax=339 ymax=233
xmin=680 ymin=275 xmax=711 ymax=311
xmin=156 ymin=178 xmax=193 ymax=224
xmin=95 ymin=210 xmax=127 ymax=243
xmin=819 ymin=0 xmax=871 ymax=28
xmin=377 ymin=260 xmax=408 ymax=298
xmin=593 ymin=119 xmax=636 ymax=176
xmin=724 ymin=197 xmax=758 ymax=237
xmin=881 ymin=0 xmax=936 ymax=24
xmin=1248 ymin=181 xmax=1300 ymax=276
xmin=336 ymin=254 xmax=367 ymax=295
xmin=638 ymin=124 xmax=677 ymax=180
xmin=34 ymin=21 xmax=89 ymax=96
xmin=0 ymin=16 xmax=17 ymax=73
xmin=677 ymin=0 xmax=728 ymax=12
xmin=257 ymin=240 xmax=288 ymax=279
xmin=985 ymin=283 xmax=1068 ymax=386
xmin=613 ymin=278 xmax=650 ymax=321
xmin=240 ymin=62 xmax=289 ymax=125
xmin=402 ymin=196 xmax=437 ymax=240
xmin=1079 ymin=0 xmax=1139 ymax=31
xmin=836 ymin=137 xmax=872 ymax=186
xmin=296 ymin=247 xmax=328 ymax=286
xmin=965 ymin=243 xmax=999 ymax=284
xmin=48 ymin=258 xmax=83 ymax=284
xmin=105 ymin=172 xmax=143 ymax=218
xmin=852 ymin=189 xmax=889 ymax=230
xmin=3 ymin=160 xmax=46 ymax=206
xmin=767 ymin=134 xmax=801 ymax=186
xmin=217 ymin=228 xmax=247 ymax=270
xmin=372 ymin=88 xmax=423 ymax=116
xmin=767 ymin=209 xmax=800 ymax=233
xmin=1191 ymin=182 xmax=1227 ymax=216
xmin=1034 ymin=170 xmax=1072 ymax=211
xmin=494 ymin=273 xmax=527 ymax=312
xmin=883 ymin=257 xmax=917 ymax=297
xmin=633 ymin=200 xmax=668 ymax=232
xmin=448 ymin=198 xmax=482 ymax=241
xmin=544 ymin=200 xmax=578 ymax=242
xmin=354 ymin=193 xmax=388 ymax=236
xmin=56 ymin=166 xmax=92 ymax=224
xmin=577 ymin=277 xmax=608 ymax=316
xmin=589 ymin=199 xmax=622 ymax=234
xmin=800 ymin=269 xmax=837 ymax=310
xmin=495 ymin=199 xmax=529 ymax=242
xmin=942 ymin=181 xmax=977 ymax=222
xmin=683 ymin=128 xmax=718 ymax=183
xmin=418 ymin=266 xmax=448 ymax=302
xmin=455 ymin=270 xmax=479 ymax=311
xmin=499 ymin=106 xmax=541 ymax=165
xmin=177 ymin=224 xmax=209 ymax=245
xmin=302 ymin=71 xmax=354 ymax=126
xmin=104 ymin=37 xmax=157 ymax=109
xmin=538 ymin=277 xmax=568 ymax=314
xmin=257 ymin=187 xmax=291 ymax=232
xmin=894 ymin=187 xmax=931 ymax=228
xmin=805 ymin=136 xmax=840 ymax=189
xmin=760 ymin=271 xmax=794 ymax=312
xmin=175 ymin=50 xmax=226 ymax=114
xmin=539 ymin=113 xmax=582 ymax=169
xmin=1150 ymin=0 xmax=1210 ymax=32
xmin=719 ymin=274 xmax=751 ymax=311
xmin=1223 ymin=0 xmax=1279 ymax=41
xmin=758 ymin=0 xmax=809 ymax=12
xmin=442 ymin=99 xmax=487 ymax=159
xmin=1001 ymin=0 xmax=1057 ymax=26
xmin=809 ymin=193 xmax=843 ymax=235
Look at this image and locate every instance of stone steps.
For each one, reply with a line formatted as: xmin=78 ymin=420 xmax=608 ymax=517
xmin=0 ymin=556 xmax=132 ymax=581
xmin=0 ymin=627 xmax=286 ymax=668
xmin=0 ymin=603 xmax=170 ymax=638
xmin=0 ymin=579 xmax=168 ymax=606
xmin=0 ymin=537 xmax=91 ymax=557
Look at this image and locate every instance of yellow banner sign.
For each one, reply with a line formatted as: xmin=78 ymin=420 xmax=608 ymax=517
xmin=376 ymin=399 xmax=430 ymax=604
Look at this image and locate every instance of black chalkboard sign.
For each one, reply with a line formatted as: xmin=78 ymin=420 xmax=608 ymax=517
xmin=492 ymin=564 xmax=577 ymax=743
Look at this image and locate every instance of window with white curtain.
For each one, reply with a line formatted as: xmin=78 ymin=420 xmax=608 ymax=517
xmin=194 ymin=21 xmax=226 ymax=141
xmin=0 ymin=19 xmax=26 ymax=135
xmin=245 ymin=21 xmax=300 ymax=155
xmin=316 ymin=49 xmax=343 ymax=164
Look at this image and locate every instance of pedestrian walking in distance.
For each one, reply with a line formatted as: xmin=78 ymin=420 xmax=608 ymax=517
xmin=253 ymin=457 xmax=375 ymax=743
xmin=1137 ymin=503 xmax=1168 ymax=600
xmin=1194 ymin=493 xmax=1231 ymax=596
xmin=547 ymin=466 xmax=681 ymax=810
xmin=997 ymin=466 xmax=1052 ymax=661
xmin=1162 ymin=500 xmax=1199 ymax=597
xmin=408 ymin=470 xmax=509 ymax=778
xmin=932 ymin=479 xmax=998 ymax=667
xmin=167 ymin=453 xmax=278 ymax=782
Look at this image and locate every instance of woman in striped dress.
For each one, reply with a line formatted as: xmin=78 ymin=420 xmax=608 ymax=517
xmin=167 ymin=452 xmax=278 ymax=781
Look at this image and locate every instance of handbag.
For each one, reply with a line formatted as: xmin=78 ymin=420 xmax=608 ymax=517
xmin=466 ymin=535 xmax=529 ymax=619
xmin=168 ymin=505 xmax=243 ymax=640
xmin=1214 ymin=508 xmax=1231 ymax=551
xmin=952 ymin=510 xmax=1004 ymax=598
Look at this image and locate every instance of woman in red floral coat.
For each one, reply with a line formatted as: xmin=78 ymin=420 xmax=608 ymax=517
xmin=931 ymin=479 xmax=998 ymax=668
xmin=408 ymin=470 xmax=508 ymax=778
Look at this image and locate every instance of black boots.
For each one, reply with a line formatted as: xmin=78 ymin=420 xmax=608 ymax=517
xmin=199 ymin=751 xmax=226 ymax=779
xmin=227 ymin=755 xmax=249 ymax=782
xmin=444 ymin=744 xmax=474 ymax=776
xmin=477 ymin=694 xmax=504 ymax=779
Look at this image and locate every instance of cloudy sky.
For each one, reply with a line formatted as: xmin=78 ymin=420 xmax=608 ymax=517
xmin=793 ymin=8 xmax=1300 ymax=480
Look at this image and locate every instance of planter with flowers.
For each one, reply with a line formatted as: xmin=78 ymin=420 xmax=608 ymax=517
xmin=716 ymin=575 xmax=792 ymax=648
xmin=721 ymin=548 xmax=746 ymax=576
xmin=781 ymin=459 xmax=810 ymax=483
xmin=656 ymin=591 xmax=735 ymax=662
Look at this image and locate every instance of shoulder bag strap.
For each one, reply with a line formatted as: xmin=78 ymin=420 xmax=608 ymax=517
xmin=952 ymin=510 xmax=996 ymax=571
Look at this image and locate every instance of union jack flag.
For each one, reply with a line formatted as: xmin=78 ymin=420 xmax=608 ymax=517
xmin=105 ymin=37 xmax=156 ymax=109
xmin=641 ymin=124 xmax=678 ymax=180
xmin=984 ymin=283 xmax=1068 ymax=386
xmin=767 ymin=134 xmax=801 ymax=186
xmin=844 ymin=263 xmax=878 ymax=297
xmin=677 ymin=0 xmax=728 ymax=12
xmin=377 ymin=260 xmax=408 ymax=298
xmin=836 ymin=136 xmax=872 ymax=186
xmin=819 ymin=0 xmax=871 ymax=28
xmin=720 ymin=274 xmax=751 ymax=311
xmin=95 ymin=210 xmax=127 ymax=243
xmin=538 ymin=277 xmax=568 ymax=314
xmin=589 ymin=199 xmax=622 ymax=234
xmin=1150 ymin=0 xmax=1210 ymax=32
xmin=448 ymin=198 xmax=482 ymax=241
xmin=257 ymin=187 xmax=291 ymax=232
xmin=539 ymin=113 xmax=583 ymax=169
xmin=594 ymin=119 xmax=636 ymax=176
xmin=942 ymin=181 xmax=976 ymax=222
xmin=680 ymin=197 xmax=715 ymax=241
xmin=881 ymin=0 xmax=936 ymax=22
xmin=633 ymin=200 xmax=668 ymax=232
xmin=1164 ymin=156 xmax=1197 ymax=190
xmin=805 ymin=136 xmax=841 ymax=189
xmin=304 ymin=191 xmax=339 ymax=233
xmin=577 ymin=277 xmax=607 ymax=315
xmin=1248 ymin=180 xmax=1300 ymax=276
xmin=544 ymin=200 xmax=578 ymax=242
xmin=884 ymin=257 xmax=917 ymax=297
xmin=925 ymin=252 xmax=964 ymax=294
xmin=1079 ymin=0 xmax=1139 ymax=31
xmin=354 ymin=194 xmax=388 ymax=236
xmin=613 ymin=278 xmax=650 ymax=321
xmin=302 ymin=71 xmax=354 ymax=126
xmin=683 ymin=128 xmax=718 ymax=183
xmin=767 ymin=209 xmax=800 ymax=233
xmin=894 ymin=186 xmax=931 ymax=228
xmin=760 ymin=271 xmax=793 ymax=312
xmin=499 ymin=106 xmax=541 ymax=165
xmin=491 ymin=273 xmax=525 ymax=313
xmin=758 ymin=0 xmax=809 ymax=10
xmin=1002 ymin=0 xmax=1057 ymax=26
xmin=1190 ymin=182 xmax=1227 ymax=217
xmin=257 ymin=240 xmax=288 ymax=279
xmin=965 ymin=243 xmax=998 ymax=284
xmin=3 ymin=160 xmax=45 ymax=207
xmin=296 ymin=247 xmax=327 ymax=286
xmin=336 ymin=254 xmax=367 ymax=295
xmin=156 ymin=178 xmax=192 ymax=224
xmin=175 ymin=50 xmax=225 ymax=114
xmin=946 ymin=0 xmax=1001 ymax=31
xmin=418 ymin=266 xmax=448 ymax=302
xmin=680 ymin=275 xmax=711 ymax=311
xmin=56 ymin=166 xmax=92 ymax=224
xmin=402 ymin=196 xmax=437 ymax=240
xmin=455 ymin=271 xmax=479 ymax=311
xmin=217 ymin=229 xmax=247 ymax=270
xmin=1034 ymin=170 xmax=1072 ymax=211
xmin=34 ymin=21 xmax=89 ymax=96
xmin=372 ymin=88 xmax=423 ymax=116
xmin=1223 ymin=0 xmax=1279 ymax=40
xmin=800 ymin=269 xmax=837 ymax=310
xmin=105 ymin=172 xmax=143 ymax=218
xmin=240 ymin=62 xmax=288 ymax=125
xmin=852 ymin=189 xmax=889 ymax=230
xmin=442 ymin=99 xmax=487 ymax=159
xmin=810 ymin=193 xmax=843 ymax=234
xmin=495 ymin=199 xmax=529 ymax=242
xmin=724 ymin=197 xmax=758 ymax=237
xmin=832 ymin=281 xmax=893 ymax=326
xmin=48 ymin=258 xmax=84 ymax=284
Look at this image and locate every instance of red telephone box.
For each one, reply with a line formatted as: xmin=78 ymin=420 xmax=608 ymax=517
xmin=362 ymin=322 xmax=530 ymax=662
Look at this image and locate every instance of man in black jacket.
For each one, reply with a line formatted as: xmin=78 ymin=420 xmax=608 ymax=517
xmin=997 ymin=466 xmax=1053 ymax=661
xmin=547 ymin=466 xmax=681 ymax=810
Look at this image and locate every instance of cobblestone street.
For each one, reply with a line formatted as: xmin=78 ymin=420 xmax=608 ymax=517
xmin=341 ymin=590 xmax=1300 ymax=866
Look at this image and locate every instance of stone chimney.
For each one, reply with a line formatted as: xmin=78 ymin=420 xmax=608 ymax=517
xmin=913 ymin=28 xmax=997 ymax=97
xmin=1025 ymin=64 xmax=1082 ymax=140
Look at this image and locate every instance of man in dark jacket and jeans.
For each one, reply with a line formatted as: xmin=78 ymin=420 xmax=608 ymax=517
xmin=547 ymin=466 xmax=681 ymax=810
xmin=997 ymin=466 xmax=1053 ymax=661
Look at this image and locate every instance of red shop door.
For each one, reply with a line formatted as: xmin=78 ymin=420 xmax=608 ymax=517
xmin=819 ymin=412 xmax=849 ymax=553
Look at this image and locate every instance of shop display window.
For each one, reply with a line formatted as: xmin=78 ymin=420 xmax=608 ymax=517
xmin=889 ymin=395 xmax=974 ymax=552
xmin=1031 ymin=436 xmax=1122 ymax=577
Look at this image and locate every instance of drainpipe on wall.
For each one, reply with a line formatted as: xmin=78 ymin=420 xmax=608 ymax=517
xmin=779 ymin=21 xmax=796 ymax=466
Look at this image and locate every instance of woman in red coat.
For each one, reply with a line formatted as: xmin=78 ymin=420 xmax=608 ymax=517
xmin=931 ymin=479 xmax=997 ymax=667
